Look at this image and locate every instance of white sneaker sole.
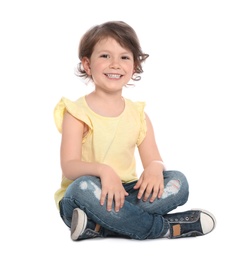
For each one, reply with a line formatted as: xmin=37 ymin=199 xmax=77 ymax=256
xmin=71 ymin=208 xmax=87 ymax=241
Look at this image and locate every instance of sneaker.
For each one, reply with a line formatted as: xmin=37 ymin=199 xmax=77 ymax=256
xmin=164 ymin=209 xmax=216 ymax=238
xmin=71 ymin=208 xmax=87 ymax=241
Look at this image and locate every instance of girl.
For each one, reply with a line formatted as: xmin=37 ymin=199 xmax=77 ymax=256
xmin=54 ymin=21 xmax=216 ymax=241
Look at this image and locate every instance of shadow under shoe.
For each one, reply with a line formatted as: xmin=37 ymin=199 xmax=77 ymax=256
xmin=164 ymin=209 xmax=216 ymax=239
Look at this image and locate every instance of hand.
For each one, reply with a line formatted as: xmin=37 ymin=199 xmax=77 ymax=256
xmin=134 ymin=161 xmax=164 ymax=202
xmin=99 ymin=165 xmax=129 ymax=212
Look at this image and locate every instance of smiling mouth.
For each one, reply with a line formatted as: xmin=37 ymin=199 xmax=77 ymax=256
xmin=105 ymin=73 xmax=122 ymax=79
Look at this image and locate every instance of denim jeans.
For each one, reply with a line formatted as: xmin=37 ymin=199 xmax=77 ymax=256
xmin=59 ymin=170 xmax=189 ymax=240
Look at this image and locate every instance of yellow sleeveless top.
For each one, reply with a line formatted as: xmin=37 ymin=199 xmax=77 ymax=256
xmin=53 ymin=96 xmax=147 ymax=208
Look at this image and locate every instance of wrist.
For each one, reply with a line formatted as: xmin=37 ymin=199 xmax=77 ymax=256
xmin=96 ymin=163 xmax=111 ymax=177
xmin=150 ymin=160 xmax=166 ymax=171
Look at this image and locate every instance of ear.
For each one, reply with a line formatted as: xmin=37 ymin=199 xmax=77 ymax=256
xmin=81 ymin=57 xmax=91 ymax=75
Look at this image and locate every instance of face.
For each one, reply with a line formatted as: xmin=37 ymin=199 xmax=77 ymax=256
xmin=82 ymin=37 xmax=134 ymax=92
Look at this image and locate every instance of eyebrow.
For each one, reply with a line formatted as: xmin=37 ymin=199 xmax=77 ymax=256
xmin=97 ymin=49 xmax=132 ymax=55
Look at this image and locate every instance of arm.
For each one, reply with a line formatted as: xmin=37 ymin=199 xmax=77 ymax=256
xmin=60 ymin=111 xmax=128 ymax=211
xmin=134 ymin=113 xmax=165 ymax=202
xmin=60 ymin=111 xmax=102 ymax=179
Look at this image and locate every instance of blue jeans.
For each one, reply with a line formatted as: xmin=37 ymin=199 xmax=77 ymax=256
xmin=59 ymin=170 xmax=189 ymax=240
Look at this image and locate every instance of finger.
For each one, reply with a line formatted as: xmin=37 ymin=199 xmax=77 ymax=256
xmin=157 ymin=184 xmax=164 ymax=199
xmin=149 ymin=187 xmax=159 ymax=202
xmin=120 ymin=191 xmax=129 ymax=208
xmin=120 ymin=194 xmax=125 ymax=208
xmin=143 ymin=187 xmax=153 ymax=201
xmin=115 ymin=190 xmax=128 ymax=211
xmin=133 ymin=178 xmax=142 ymax=189
xmin=100 ymin=190 xmax=107 ymax=206
xmin=137 ymin=186 xmax=146 ymax=199
xmin=106 ymin=193 xmax=114 ymax=211
xmin=114 ymin=193 xmax=121 ymax=212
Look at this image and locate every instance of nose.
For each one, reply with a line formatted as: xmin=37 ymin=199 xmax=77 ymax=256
xmin=109 ymin=58 xmax=120 ymax=69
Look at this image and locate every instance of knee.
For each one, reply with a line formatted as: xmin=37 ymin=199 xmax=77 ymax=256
xmin=171 ymin=170 xmax=189 ymax=204
xmin=163 ymin=170 xmax=188 ymax=187
xmin=171 ymin=170 xmax=188 ymax=188
xmin=162 ymin=170 xmax=189 ymax=201
xmin=65 ymin=176 xmax=102 ymax=201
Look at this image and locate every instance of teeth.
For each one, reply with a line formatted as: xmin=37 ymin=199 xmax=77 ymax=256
xmin=106 ymin=74 xmax=121 ymax=79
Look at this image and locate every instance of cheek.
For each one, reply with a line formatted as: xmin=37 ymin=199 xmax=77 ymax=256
xmin=125 ymin=63 xmax=135 ymax=73
xmin=130 ymin=66 xmax=136 ymax=76
xmin=91 ymin=62 xmax=104 ymax=72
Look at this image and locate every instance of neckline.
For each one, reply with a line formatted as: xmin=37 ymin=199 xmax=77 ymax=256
xmin=83 ymin=96 xmax=126 ymax=119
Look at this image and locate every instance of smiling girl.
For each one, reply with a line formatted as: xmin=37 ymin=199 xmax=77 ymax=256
xmin=53 ymin=21 xmax=216 ymax=241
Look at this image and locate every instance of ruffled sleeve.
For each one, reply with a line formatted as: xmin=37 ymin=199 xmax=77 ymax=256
xmin=135 ymin=101 xmax=147 ymax=146
xmin=53 ymin=96 xmax=93 ymax=134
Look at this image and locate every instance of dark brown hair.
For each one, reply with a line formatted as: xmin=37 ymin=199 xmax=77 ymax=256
xmin=76 ymin=21 xmax=149 ymax=81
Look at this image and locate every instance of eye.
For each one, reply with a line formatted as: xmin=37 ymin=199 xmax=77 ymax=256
xmin=100 ymin=54 xmax=109 ymax=58
xmin=121 ymin=55 xmax=131 ymax=60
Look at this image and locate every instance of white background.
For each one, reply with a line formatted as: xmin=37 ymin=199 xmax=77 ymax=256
xmin=0 ymin=0 xmax=247 ymax=259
